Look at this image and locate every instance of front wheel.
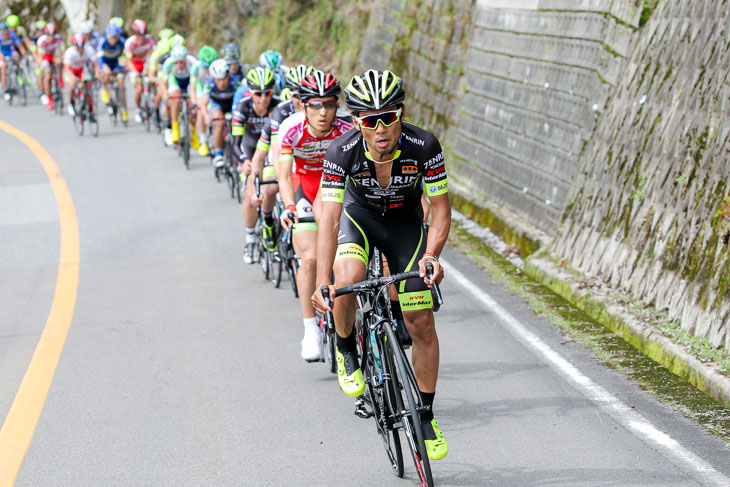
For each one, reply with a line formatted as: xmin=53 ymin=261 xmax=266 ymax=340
xmin=384 ymin=323 xmax=434 ymax=486
xmin=365 ymin=330 xmax=404 ymax=477
xmin=288 ymin=256 xmax=299 ymax=298
xmin=270 ymin=252 xmax=282 ymax=288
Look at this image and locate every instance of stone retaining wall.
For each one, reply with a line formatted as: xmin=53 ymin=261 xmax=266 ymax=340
xmin=553 ymin=0 xmax=730 ymax=348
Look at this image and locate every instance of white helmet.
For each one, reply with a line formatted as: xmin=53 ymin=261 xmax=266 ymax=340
xmin=80 ymin=20 xmax=94 ymax=35
xmin=170 ymin=45 xmax=187 ymax=62
xmin=209 ymin=59 xmax=229 ymax=79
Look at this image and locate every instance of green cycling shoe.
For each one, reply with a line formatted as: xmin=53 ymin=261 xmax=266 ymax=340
xmin=422 ymin=419 xmax=448 ymax=460
xmin=336 ymin=349 xmax=365 ymax=397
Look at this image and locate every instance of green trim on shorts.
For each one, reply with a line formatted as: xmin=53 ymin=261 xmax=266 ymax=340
xmin=399 ymin=224 xmax=424 ymax=294
xmin=335 ymin=243 xmax=368 ymax=266
xmin=262 ymin=165 xmax=276 ymax=180
xmin=398 ymin=290 xmax=433 ymax=311
xmin=292 ymin=221 xmax=318 ymax=235
xmin=344 ymin=209 xmax=369 ymax=257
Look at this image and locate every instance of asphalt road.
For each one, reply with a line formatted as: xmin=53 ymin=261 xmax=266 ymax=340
xmin=1 ymin=96 xmax=729 ymax=487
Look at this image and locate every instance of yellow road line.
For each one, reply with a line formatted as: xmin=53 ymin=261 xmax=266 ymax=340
xmin=0 ymin=121 xmax=80 ymax=486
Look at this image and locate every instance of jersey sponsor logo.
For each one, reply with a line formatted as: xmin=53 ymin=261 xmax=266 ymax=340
xmin=389 ymin=202 xmax=404 ymax=209
xmin=428 ymin=182 xmax=448 ymax=194
xmin=322 ymin=159 xmax=346 ymax=175
xmin=402 ymin=165 xmax=418 ymax=175
xmin=426 ymin=166 xmax=445 ymax=177
xmin=342 ymin=139 xmax=359 ymax=152
xmin=391 ymin=175 xmax=418 ymax=185
xmin=402 ymin=133 xmax=425 ymax=146
xmin=425 ymin=152 xmax=444 ymax=168
xmin=322 ymin=174 xmax=342 ymax=182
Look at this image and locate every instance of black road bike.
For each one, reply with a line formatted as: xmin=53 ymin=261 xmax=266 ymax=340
xmin=4 ymin=58 xmax=27 ymax=106
xmin=322 ymin=262 xmax=443 ymax=487
xmin=176 ymin=93 xmax=191 ymax=169
xmin=70 ymin=77 xmax=99 ymax=137
xmin=106 ymin=72 xmax=126 ymax=127
xmin=50 ymin=65 xmax=64 ymax=115
xmin=252 ymin=172 xmax=280 ymax=280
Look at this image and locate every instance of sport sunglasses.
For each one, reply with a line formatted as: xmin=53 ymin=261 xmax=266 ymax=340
xmin=252 ymin=90 xmax=273 ymax=97
xmin=306 ymin=100 xmax=337 ymax=110
xmin=355 ymin=108 xmax=402 ymax=129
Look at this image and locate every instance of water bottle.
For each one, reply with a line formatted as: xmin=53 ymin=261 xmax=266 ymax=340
xmin=370 ymin=330 xmax=382 ymax=383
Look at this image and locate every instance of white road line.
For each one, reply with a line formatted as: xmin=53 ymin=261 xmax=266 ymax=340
xmin=441 ymin=258 xmax=730 ymax=486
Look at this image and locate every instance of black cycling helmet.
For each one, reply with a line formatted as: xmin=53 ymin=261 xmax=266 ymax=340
xmin=285 ymin=64 xmax=315 ymax=91
xmin=298 ymin=70 xmax=340 ymax=102
xmin=345 ymin=69 xmax=406 ymax=113
xmin=246 ymin=65 xmax=275 ymax=91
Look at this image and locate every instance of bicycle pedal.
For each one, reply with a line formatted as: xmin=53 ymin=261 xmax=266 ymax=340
xmin=354 ymin=403 xmax=374 ymax=419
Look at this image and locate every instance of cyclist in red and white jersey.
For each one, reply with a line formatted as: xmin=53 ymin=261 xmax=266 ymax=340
xmin=277 ymin=70 xmax=354 ymax=361
xmin=124 ymin=19 xmax=155 ymax=123
xmin=36 ymin=23 xmax=64 ymax=109
xmin=63 ymin=33 xmax=95 ymax=116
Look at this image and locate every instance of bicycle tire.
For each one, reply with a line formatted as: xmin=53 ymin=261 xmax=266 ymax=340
xmin=270 ymin=252 xmax=282 ymax=288
xmin=117 ymin=85 xmax=127 ymax=127
xmin=19 ymin=79 xmax=26 ymax=106
xmin=86 ymin=88 xmax=99 ymax=137
xmin=182 ymin=109 xmax=190 ymax=169
xmin=141 ymin=93 xmax=151 ymax=132
xmin=328 ymin=327 xmax=337 ymax=374
xmin=289 ymin=256 xmax=299 ymax=298
xmin=363 ymin=326 xmax=404 ymax=477
xmin=383 ymin=323 xmax=434 ymax=487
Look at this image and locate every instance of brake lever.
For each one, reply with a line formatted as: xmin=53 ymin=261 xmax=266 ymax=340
xmin=425 ymin=261 xmax=443 ymax=312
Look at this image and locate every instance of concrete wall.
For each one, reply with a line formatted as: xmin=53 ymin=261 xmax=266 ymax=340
xmin=553 ymin=0 xmax=730 ymax=348
xmin=450 ymin=1 xmax=639 ymax=233
xmin=359 ymin=0 xmax=639 ymax=235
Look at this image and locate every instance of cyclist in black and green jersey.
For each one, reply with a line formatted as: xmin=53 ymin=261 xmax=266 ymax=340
xmin=248 ymin=64 xmax=313 ymax=249
xmin=312 ymin=69 xmax=450 ymax=461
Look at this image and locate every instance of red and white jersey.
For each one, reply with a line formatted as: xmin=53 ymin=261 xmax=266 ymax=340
xmin=37 ymin=34 xmax=64 ymax=56
xmin=124 ymin=34 xmax=155 ymax=61
xmin=63 ymin=44 xmax=96 ymax=70
xmin=279 ymin=112 xmax=354 ymax=177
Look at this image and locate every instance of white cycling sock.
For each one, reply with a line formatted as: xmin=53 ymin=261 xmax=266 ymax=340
xmin=246 ymin=226 xmax=256 ymax=243
xmin=303 ymin=317 xmax=318 ymax=330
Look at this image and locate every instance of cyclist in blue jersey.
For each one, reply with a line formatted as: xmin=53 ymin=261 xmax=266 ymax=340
xmin=0 ymin=21 xmax=25 ymax=98
xmin=198 ymin=59 xmax=240 ymax=165
xmin=221 ymin=43 xmax=244 ymax=85
xmin=97 ymin=23 xmax=128 ymax=122
xmin=80 ymin=20 xmax=103 ymax=51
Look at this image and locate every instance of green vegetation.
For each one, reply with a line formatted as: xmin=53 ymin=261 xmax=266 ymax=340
xmin=126 ymin=0 xmax=369 ymax=76
xmin=4 ymin=0 xmax=67 ymax=30
xmin=640 ymin=0 xmax=660 ymax=27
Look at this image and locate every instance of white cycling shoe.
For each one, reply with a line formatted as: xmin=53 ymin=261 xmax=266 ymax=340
xmin=301 ymin=325 xmax=323 ymax=362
